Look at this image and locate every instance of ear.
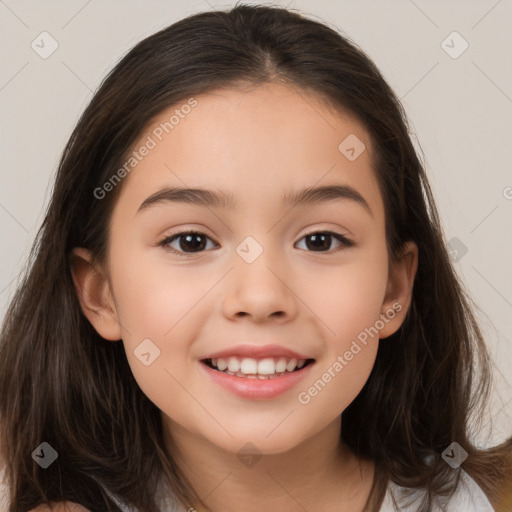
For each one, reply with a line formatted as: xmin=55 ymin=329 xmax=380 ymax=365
xmin=378 ymin=241 xmax=418 ymax=339
xmin=69 ymin=247 xmax=122 ymax=341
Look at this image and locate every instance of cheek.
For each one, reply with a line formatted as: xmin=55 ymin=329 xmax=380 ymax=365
xmin=295 ymin=242 xmax=388 ymax=414
xmin=304 ymin=242 xmax=389 ymax=348
xmin=109 ymin=242 xmax=213 ymax=338
xmin=294 ymin=344 xmax=377 ymax=441
xmin=295 ymin=280 xmax=382 ymax=428
xmin=107 ymin=243 xmax=214 ymax=418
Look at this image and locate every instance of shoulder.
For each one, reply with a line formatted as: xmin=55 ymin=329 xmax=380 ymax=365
xmin=381 ymin=469 xmax=495 ymax=511
xmin=29 ymin=503 xmax=91 ymax=512
xmin=444 ymin=470 xmax=495 ymax=510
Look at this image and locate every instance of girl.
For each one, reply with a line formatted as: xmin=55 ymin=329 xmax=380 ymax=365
xmin=0 ymin=3 xmax=510 ymax=512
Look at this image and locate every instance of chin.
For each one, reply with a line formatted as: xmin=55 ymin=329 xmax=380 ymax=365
xmin=201 ymin=421 xmax=314 ymax=457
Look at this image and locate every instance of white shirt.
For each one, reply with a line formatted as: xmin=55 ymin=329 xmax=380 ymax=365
xmin=106 ymin=469 xmax=494 ymax=511
xmin=380 ymin=470 xmax=494 ymax=511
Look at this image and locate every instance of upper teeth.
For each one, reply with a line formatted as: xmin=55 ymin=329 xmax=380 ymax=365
xmin=210 ymin=357 xmax=306 ymax=375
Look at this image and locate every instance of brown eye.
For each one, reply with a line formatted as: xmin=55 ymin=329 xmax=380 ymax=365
xmin=295 ymin=231 xmax=353 ymax=252
xmin=159 ymin=229 xmax=353 ymax=258
xmin=160 ymin=231 xmax=216 ymax=256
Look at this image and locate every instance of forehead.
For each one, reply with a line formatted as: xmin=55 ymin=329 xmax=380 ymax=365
xmin=113 ymin=82 xmax=384 ymax=219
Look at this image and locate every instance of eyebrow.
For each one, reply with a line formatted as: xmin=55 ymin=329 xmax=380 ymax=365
xmin=136 ymin=184 xmax=373 ymax=217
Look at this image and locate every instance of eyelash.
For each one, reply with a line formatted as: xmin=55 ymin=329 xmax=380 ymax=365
xmin=158 ymin=229 xmax=354 ymax=257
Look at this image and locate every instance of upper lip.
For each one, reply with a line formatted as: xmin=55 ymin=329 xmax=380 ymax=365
xmin=201 ymin=344 xmax=313 ymax=361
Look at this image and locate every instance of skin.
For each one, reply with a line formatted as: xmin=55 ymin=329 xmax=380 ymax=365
xmin=71 ymin=82 xmax=418 ymax=512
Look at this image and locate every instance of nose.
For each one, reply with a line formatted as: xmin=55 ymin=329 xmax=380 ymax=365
xmin=221 ymin=247 xmax=299 ymax=324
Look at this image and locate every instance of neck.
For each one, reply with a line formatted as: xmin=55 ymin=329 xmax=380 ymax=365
xmin=162 ymin=415 xmax=375 ymax=512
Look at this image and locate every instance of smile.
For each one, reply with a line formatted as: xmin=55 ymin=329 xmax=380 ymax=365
xmin=200 ymin=355 xmax=316 ymax=400
xmin=203 ymin=356 xmax=314 ymax=379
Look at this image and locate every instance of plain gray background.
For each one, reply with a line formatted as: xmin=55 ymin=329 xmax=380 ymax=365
xmin=1 ymin=1 xmax=511 ymax=497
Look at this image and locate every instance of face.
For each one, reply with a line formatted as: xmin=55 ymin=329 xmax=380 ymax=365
xmin=73 ymin=82 xmax=416 ymax=456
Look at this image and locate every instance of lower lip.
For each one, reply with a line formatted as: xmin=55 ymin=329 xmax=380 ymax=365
xmin=200 ymin=361 xmax=314 ymax=400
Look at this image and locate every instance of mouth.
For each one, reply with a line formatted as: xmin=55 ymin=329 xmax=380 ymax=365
xmin=199 ymin=344 xmax=317 ymax=399
xmin=202 ymin=356 xmax=315 ymax=379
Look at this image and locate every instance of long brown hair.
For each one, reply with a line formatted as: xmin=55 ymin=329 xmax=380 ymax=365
xmin=1 ymin=3 xmax=510 ymax=511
